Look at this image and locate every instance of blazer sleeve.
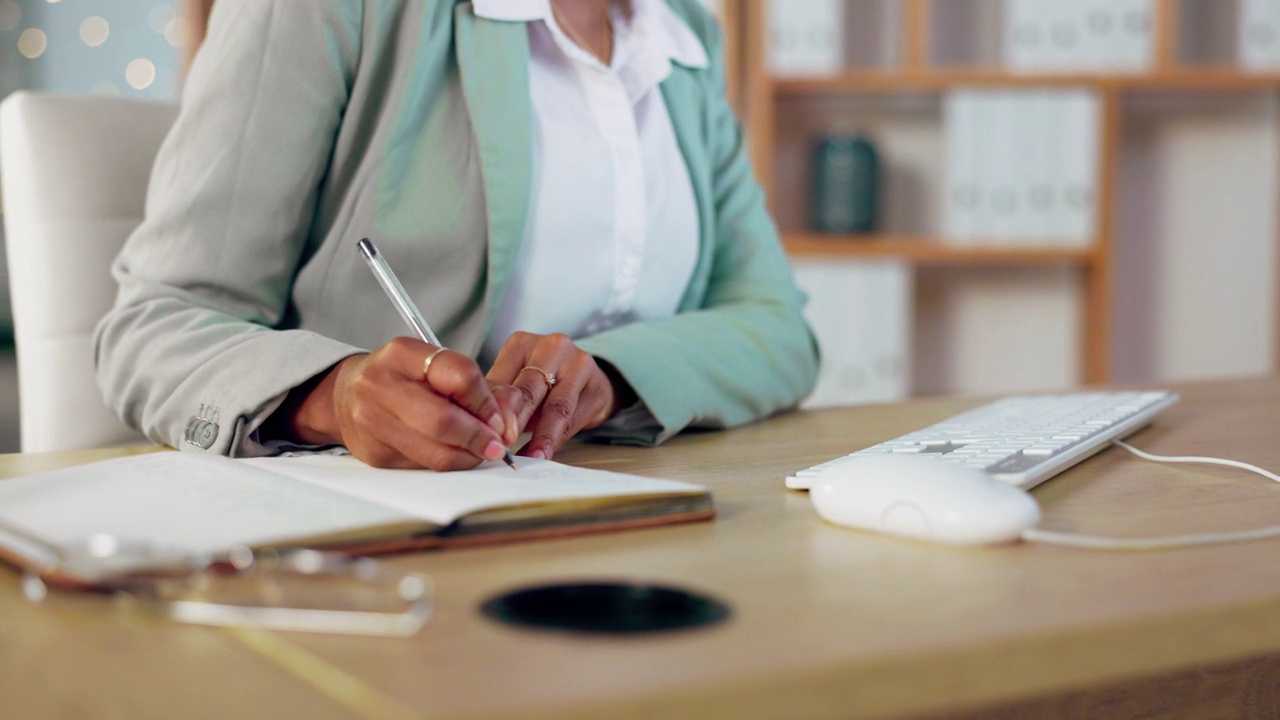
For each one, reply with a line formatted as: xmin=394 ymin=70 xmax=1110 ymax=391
xmin=576 ymin=11 xmax=820 ymax=445
xmin=93 ymin=0 xmax=366 ymax=455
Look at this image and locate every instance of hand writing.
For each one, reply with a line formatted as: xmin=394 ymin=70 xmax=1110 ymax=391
xmin=486 ymin=332 xmax=623 ymax=461
xmin=269 ymin=337 xmax=523 ymax=470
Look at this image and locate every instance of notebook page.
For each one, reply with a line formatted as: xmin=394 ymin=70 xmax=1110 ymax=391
xmin=241 ymin=455 xmax=707 ymax=526
xmin=0 ymin=452 xmax=419 ymax=557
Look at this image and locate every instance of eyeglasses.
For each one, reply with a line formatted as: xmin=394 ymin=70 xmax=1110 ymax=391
xmin=22 ymin=534 xmax=433 ymax=637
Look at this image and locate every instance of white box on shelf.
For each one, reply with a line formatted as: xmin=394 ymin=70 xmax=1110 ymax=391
xmin=1043 ymin=0 xmax=1086 ymax=70
xmin=768 ymin=0 xmax=844 ymax=77
xmin=1004 ymin=0 xmax=1050 ymax=70
xmin=945 ymin=88 xmax=1098 ymax=246
xmin=942 ymin=90 xmax=981 ymax=242
xmin=1024 ymin=90 xmax=1058 ymax=242
xmin=984 ymin=91 xmax=1022 ymax=242
xmin=1054 ymin=89 xmax=1101 ymax=245
xmin=792 ymin=259 xmax=913 ymax=408
xmin=1240 ymin=0 xmax=1280 ymax=69
xmin=1009 ymin=91 xmax=1051 ymax=242
xmin=1012 ymin=0 xmax=1151 ymax=71
xmin=1108 ymin=0 xmax=1154 ymax=70
xmin=1077 ymin=0 xmax=1115 ymax=70
xmin=968 ymin=91 xmax=1003 ymax=240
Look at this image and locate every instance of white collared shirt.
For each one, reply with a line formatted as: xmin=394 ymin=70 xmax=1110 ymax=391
xmin=476 ymin=0 xmax=708 ymax=367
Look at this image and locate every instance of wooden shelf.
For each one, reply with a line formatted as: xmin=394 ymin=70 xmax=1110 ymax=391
xmin=774 ymin=68 xmax=1280 ymax=96
xmin=741 ymin=0 xmax=1280 ymax=385
xmin=782 ymin=235 xmax=1096 ymax=264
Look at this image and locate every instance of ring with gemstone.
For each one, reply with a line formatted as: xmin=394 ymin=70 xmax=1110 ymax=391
xmin=520 ymin=365 xmax=557 ymax=389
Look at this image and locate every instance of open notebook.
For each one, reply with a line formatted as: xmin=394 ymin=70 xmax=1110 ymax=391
xmin=0 ymin=452 xmax=714 ymax=586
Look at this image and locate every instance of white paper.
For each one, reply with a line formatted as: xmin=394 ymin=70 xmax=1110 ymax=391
xmin=0 ymin=453 xmax=412 ymax=556
xmin=244 ymin=454 xmax=705 ymax=526
xmin=0 ymin=453 xmax=707 ymax=565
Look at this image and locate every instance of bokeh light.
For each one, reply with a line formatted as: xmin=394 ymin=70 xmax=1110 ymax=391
xmin=17 ymin=28 xmax=47 ymax=59
xmin=3 ymin=2 xmax=181 ymax=100
xmin=125 ymin=58 xmax=156 ymax=89
xmin=163 ymin=17 xmax=181 ymax=47
xmin=79 ymin=16 xmax=108 ymax=47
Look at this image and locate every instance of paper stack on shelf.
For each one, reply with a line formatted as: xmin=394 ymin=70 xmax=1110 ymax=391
xmin=767 ymin=0 xmax=844 ymax=77
xmin=793 ymin=259 xmax=912 ymax=408
xmin=1004 ymin=0 xmax=1153 ymax=72
xmin=1240 ymin=0 xmax=1280 ymax=69
xmin=943 ymin=89 xmax=1099 ymax=246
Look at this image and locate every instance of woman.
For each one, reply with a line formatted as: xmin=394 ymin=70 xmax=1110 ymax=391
xmin=94 ymin=0 xmax=819 ymax=470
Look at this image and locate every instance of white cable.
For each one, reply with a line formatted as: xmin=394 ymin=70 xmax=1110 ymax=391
xmin=1020 ymin=440 xmax=1280 ymax=550
xmin=1021 ymin=525 xmax=1280 ymax=550
xmin=1111 ymin=439 xmax=1280 ymax=483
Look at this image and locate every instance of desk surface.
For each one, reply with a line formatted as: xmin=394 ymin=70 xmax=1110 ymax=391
xmin=3 ymin=377 xmax=1279 ymax=720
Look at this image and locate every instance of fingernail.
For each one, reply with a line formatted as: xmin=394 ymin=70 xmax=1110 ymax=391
xmin=530 ymin=449 xmax=548 ymax=461
xmin=484 ymin=440 xmax=505 ymax=461
xmin=487 ymin=413 xmax=504 ymax=434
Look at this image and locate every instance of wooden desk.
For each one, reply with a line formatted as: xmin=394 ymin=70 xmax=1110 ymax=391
xmin=2 ymin=377 xmax=1279 ymax=720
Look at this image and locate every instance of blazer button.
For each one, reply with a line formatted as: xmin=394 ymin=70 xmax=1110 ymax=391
xmin=196 ymin=422 xmax=218 ymax=449
xmin=185 ymin=417 xmax=219 ymax=449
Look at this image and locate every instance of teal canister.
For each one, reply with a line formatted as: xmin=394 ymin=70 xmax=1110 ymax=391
xmin=811 ymin=135 xmax=880 ymax=234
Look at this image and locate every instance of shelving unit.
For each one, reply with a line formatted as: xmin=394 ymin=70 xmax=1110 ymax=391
xmin=738 ymin=0 xmax=1280 ymax=386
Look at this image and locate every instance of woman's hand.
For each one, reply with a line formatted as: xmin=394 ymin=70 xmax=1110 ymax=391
xmin=486 ymin=332 xmax=626 ymax=461
xmin=266 ymin=337 xmax=523 ymax=470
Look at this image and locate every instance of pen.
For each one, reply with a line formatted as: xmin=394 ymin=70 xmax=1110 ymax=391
xmin=357 ymin=238 xmax=517 ymax=470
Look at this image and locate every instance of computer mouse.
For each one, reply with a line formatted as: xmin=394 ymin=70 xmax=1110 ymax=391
xmin=809 ymin=454 xmax=1041 ymax=546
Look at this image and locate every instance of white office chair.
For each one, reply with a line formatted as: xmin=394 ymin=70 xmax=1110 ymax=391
xmin=0 ymin=92 xmax=178 ymax=452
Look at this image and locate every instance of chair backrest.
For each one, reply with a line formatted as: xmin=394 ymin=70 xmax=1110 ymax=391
xmin=0 ymin=92 xmax=178 ymax=452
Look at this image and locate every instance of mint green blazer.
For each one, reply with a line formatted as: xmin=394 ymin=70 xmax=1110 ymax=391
xmin=95 ymin=0 xmax=819 ymax=454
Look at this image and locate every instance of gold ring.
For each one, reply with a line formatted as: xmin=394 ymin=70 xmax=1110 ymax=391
xmin=422 ymin=346 xmax=448 ymax=383
xmin=521 ymin=365 xmax=557 ymax=388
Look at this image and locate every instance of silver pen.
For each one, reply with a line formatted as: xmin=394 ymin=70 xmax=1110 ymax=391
xmin=357 ymin=238 xmax=517 ymax=470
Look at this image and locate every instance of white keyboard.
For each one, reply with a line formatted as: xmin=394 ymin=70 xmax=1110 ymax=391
xmin=787 ymin=391 xmax=1179 ymax=491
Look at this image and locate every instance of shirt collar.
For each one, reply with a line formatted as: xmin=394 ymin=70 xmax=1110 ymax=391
xmin=470 ymin=0 xmax=710 ymax=71
xmin=643 ymin=1 xmax=709 ymax=70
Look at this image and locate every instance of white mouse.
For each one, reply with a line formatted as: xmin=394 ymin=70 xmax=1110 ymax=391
xmin=810 ymin=454 xmax=1042 ymax=546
